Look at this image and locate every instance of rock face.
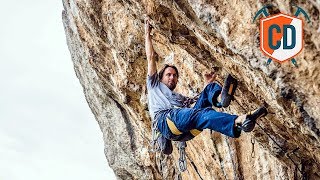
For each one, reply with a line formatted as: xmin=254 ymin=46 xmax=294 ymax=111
xmin=62 ymin=0 xmax=320 ymax=179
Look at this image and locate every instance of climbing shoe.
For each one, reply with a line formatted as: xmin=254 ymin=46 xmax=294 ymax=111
xmin=240 ymin=106 xmax=268 ymax=132
xmin=220 ymin=74 xmax=238 ymax=107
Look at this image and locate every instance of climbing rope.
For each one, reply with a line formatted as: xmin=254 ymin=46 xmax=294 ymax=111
xmin=182 ymin=94 xmax=200 ymax=108
xmin=251 ymin=136 xmax=255 ymax=158
xmin=256 ymin=122 xmax=305 ymax=176
xmin=232 ymin=96 xmax=308 ymax=177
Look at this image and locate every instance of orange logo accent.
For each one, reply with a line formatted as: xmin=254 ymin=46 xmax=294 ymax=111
xmin=253 ymin=5 xmax=310 ymax=67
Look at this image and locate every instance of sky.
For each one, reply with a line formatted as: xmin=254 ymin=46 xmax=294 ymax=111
xmin=0 ymin=1 xmax=116 ymax=180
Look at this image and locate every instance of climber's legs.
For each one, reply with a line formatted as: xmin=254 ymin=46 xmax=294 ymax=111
xmin=156 ymin=82 xmax=240 ymax=141
xmin=193 ymin=82 xmax=222 ymax=109
xmin=194 ymin=75 xmax=238 ymax=109
xmin=158 ymin=105 xmax=268 ymax=141
xmin=157 ymin=107 xmax=240 ymax=140
xmin=170 ymin=107 xmax=239 ymax=137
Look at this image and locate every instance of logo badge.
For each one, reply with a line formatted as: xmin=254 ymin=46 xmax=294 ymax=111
xmin=253 ymin=5 xmax=310 ymax=67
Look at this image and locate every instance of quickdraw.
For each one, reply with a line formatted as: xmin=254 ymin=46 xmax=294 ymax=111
xmin=178 ymin=141 xmax=187 ymax=172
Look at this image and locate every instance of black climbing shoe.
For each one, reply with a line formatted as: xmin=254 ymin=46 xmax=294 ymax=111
xmin=240 ymin=106 xmax=268 ymax=132
xmin=212 ymin=74 xmax=238 ymax=108
xmin=220 ymin=74 xmax=238 ymax=107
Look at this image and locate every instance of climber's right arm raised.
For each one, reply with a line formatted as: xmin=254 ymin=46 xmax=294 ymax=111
xmin=145 ymin=17 xmax=157 ymax=76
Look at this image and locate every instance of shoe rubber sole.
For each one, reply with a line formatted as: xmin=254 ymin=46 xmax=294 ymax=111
xmin=241 ymin=106 xmax=268 ymax=132
xmin=220 ymin=74 xmax=238 ymax=107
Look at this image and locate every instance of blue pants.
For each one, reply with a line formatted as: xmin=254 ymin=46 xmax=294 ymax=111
xmin=157 ymin=83 xmax=240 ymax=141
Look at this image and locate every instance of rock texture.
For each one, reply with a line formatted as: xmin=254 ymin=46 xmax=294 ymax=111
xmin=62 ymin=0 xmax=320 ymax=179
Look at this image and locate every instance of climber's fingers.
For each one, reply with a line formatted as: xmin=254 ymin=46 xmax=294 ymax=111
xmin=144 ymin=16 xmax=152 ymax=34
xmin=204 ymin=71 xmax=217 ymax=84
xmin=144 ymin=15 xmax=150 ymax=23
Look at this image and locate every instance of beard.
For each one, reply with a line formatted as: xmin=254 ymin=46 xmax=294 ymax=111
xmin=167 ymin=82 xmax=177 ymax=90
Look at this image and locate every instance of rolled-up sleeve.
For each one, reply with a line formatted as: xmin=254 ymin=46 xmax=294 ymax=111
xmin=147 ymin=72 xmax=159 ymax=89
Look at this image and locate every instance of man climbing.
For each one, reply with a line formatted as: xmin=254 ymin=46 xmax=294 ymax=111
xmin=145 ymin=17 xmax=267 ymax=154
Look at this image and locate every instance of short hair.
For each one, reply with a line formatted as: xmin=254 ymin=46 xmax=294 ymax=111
xmin=158 ymin=64 xmax=179 ymax=80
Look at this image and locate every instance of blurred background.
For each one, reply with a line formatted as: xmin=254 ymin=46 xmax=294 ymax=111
xmin=0 ymin=1 xmax=116 ymax=179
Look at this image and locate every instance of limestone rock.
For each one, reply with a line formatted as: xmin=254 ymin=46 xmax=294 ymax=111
xmin=62 ymin=0 xmax=320 ymax=179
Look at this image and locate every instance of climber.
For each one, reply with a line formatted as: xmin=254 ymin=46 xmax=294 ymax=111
xmin=145 ymin=17 xmax=268 ymax=154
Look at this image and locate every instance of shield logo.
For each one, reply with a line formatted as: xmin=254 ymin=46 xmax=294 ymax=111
xmin=260 ymin=13 xmax=303 ymax=63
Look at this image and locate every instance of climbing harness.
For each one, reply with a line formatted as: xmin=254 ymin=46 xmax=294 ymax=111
xmin=150 ymin=74 xmax=238 ymax=173
xmin=149 ymin=94 xmax=199 ymax=173
xmin=174 ymin=75 xmax=238 ymax=172
xmin=182 ymin=94 xmax=200 ymax=108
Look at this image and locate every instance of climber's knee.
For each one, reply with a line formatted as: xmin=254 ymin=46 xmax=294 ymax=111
xmin=190 ymin=129 xmax=202 ymax=136
xmin=166 ymin=117 xmax=183 ymax=135
xmin=166 ymin=117 xmax=202 ymax=138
